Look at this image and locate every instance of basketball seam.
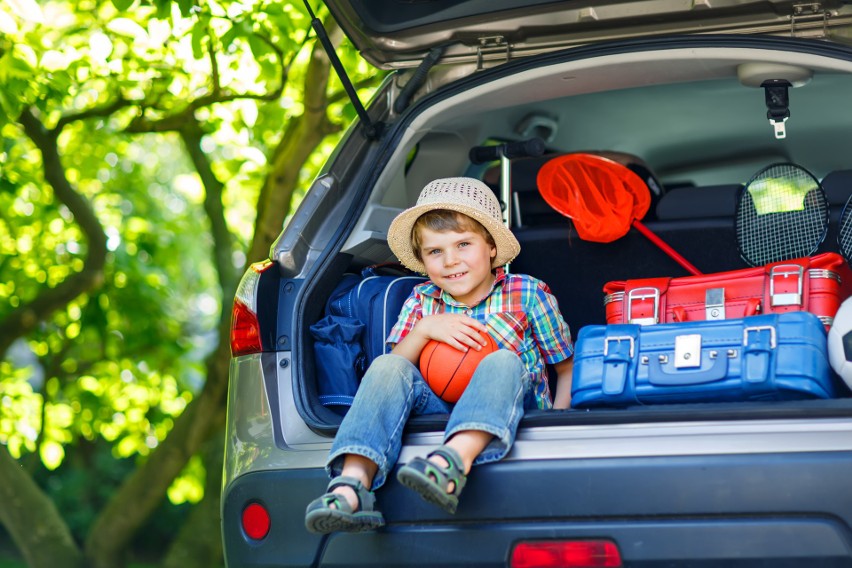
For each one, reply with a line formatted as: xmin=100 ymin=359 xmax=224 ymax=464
xmin=440 ymin=351 xmax=468 ymax=400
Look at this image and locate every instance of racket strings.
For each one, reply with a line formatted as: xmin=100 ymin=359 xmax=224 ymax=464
xmin=838 ymin=200 xmax=852 ymax=262
xmin=736 ymin=164 xmax=828 ymax=267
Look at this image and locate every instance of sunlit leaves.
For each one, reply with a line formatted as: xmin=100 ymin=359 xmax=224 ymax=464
xmin=1 ymin=2 xmax=383 ymax=519
xmin=167 ymin=454 xmax=204 ymax=504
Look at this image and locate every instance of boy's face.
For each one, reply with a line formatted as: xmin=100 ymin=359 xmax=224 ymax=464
xmin=418 ymin=227 xmax=497 ymax=306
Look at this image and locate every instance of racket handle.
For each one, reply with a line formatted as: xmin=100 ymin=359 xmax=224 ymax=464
xmin=632 ymin=221 xmax=703 ymax=276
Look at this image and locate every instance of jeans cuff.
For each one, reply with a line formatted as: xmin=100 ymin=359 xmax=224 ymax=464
xmin=326 ymin=445 xmax=390 ymax=489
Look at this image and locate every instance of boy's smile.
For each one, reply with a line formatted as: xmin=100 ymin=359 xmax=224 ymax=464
xmin=418 ymin=227 xmax=497 ymax=306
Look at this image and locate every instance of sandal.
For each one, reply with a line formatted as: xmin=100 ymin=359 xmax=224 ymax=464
xmin=396 ymin=446 xmax=467 ymax=514
xmin=304 ymin=476 xmax=385 ymax=534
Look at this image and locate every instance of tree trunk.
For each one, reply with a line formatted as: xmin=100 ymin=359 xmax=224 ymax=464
xmin=161 ymin=425 xmax=226 ymax=568
xmin=0 ymin=445 xmax=84 ymax=568
xmin=84 ymin=340 xmax=232 ymax=568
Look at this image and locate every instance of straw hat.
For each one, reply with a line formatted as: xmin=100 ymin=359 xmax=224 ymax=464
xmin=387 ymin=177 xmax=521 ymax=274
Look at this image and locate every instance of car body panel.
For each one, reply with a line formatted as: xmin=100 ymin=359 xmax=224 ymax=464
xmin=324 ymin=0 xmax=852 ymax=70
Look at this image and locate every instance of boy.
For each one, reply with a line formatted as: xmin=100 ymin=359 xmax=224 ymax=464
xmin=305 ymin=177 xmax=573 ymax=534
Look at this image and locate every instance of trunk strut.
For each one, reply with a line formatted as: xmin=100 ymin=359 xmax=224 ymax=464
xmin=303 ymin=1 xmax=383 ymax=139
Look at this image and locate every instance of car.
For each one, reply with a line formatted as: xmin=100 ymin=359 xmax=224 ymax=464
xmin=222 ymin=2 xmax=852 ymax=566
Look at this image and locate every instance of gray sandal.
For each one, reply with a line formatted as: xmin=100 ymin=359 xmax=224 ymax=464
xmin=396 ymin=446 xmax=467 ymax=514
xmin=304 ymin=476 xmax=385 ymax=534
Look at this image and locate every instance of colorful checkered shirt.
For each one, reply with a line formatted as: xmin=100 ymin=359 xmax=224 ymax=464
xmin=386 ymin=269 xmax=573 ymax=409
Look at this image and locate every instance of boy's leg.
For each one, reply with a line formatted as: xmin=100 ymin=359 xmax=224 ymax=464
xmin=326 ymin=454 xmax=378 ymax=512
xmin=326 ymin=353 xmax=450 ymax=503
xmin=397 ymin=350 xmax=528 ymax=511
xmin=444 ymin=349 xmax=528 ymax=466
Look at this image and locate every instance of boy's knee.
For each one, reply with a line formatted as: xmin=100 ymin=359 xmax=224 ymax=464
xmin=483 ymin=349 xmax=523 ymax=370
xmin=370 ymin=353 xmax=412 ymax=372
xmin=476 ymin=349 xmax=525 ymax=385
xmin=361 ymin=353 xmax=416 ymax=387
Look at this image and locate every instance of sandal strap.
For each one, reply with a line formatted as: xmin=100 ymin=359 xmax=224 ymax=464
xmin=327 ymin=475 xmax=377 ymax=512
xmin=426 ymin=446 xmax=467 ymax=496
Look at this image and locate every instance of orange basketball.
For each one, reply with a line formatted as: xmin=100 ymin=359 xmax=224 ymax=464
xmin=419 ymin=333 xmax=499 ymax=403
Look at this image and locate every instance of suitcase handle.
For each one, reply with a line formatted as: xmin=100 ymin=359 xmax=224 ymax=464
xmin=648 ymin=355 xmax=728 ymax=386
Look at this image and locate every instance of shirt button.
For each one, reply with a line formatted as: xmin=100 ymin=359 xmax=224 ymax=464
xmin=465 ymin=309 xmax=472 ymax=316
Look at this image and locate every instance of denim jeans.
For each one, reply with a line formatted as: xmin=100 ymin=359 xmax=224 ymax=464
xmin=327 ymin=349 xmax=532 ymax=489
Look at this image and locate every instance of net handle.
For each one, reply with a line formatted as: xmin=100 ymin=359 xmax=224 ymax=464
xmin=632 ymin=220 xmax=702 ymax=276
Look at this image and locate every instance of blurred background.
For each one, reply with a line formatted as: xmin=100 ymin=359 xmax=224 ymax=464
xmin=0 ymin=1 xmax=382 ymax=566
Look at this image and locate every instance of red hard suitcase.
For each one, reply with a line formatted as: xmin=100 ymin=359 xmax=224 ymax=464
xmin=603 ymin=252 xmax=852 ymax=329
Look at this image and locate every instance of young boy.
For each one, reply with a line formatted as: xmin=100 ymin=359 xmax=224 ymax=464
xmin=305 ymin=177 xmax=573 ymax=534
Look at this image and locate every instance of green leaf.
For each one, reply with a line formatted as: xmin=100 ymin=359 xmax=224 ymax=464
xmin=177 ymin=0 xmax=194 ymax=18
xmin=220 ymin=24 xmax=239 ymax=51
xmin=247 ymin=34 xmax=272 ymax=60
xmin=111 ymin=0 xmax=135 ymax=11
xmin=191 ymin=20 xmax=205 ymax=60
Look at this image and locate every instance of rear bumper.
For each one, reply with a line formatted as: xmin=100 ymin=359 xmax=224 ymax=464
xmin=222 ymin=450 xmax=852 ymax=567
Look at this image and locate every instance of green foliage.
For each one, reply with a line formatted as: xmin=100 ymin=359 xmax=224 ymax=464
xmin=0 ymin=0 xmax=383 ymax=560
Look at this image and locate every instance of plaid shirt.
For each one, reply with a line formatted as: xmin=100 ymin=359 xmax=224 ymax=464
xmin=387 ymin=269 xmax=573 ymax=409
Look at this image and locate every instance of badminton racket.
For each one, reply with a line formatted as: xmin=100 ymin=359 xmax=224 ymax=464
xmin=736 ymin=163 xmax=829 ymax=267
xmin=837 ymin=194 xmax=852 ymax=267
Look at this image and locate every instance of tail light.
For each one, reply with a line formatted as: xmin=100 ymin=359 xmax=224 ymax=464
xmin=241 ymin=502 xmax=271 ymax=540
xmin=230 ymin=261 xmax=273 ymax=357
xmin=510 ymin=540 xmax=622 ymax=568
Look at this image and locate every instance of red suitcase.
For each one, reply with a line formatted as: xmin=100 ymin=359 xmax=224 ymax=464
xmin=603 ymin=252 xmax=852 ymax=329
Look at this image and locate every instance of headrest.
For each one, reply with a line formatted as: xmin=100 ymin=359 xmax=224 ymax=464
xmin=655 ymin=185 xmax=741 ymax=220
xmin=820 ymin=170 xmax=852 ymax=206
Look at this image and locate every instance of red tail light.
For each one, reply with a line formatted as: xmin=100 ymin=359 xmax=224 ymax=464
xmin=231 ymin=300 xmax=262 ymax=356
xmin=510 ymin=540 xmax=622 ymax=568
xmin=241 ymin=502 xmax=270 ymax=540
xmin=230 ymin=261 xmax=273 ymax=357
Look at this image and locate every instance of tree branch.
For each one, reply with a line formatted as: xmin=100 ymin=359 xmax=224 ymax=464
xmin=55 ymin=96 xmax=134 ymax=132
xmin=179 ymin=120 xmax=239 ymax=317
xmin=0 ymin=110 xmax=108 ymax=360
xmin=0 ymin=445 xmax=84 ymax=568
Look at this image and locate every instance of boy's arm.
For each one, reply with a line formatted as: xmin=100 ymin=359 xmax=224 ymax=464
xmin=391 ymin=314 xmax=489 ymax=364
xmin=551 ymin=357 xmax=574 ymax=409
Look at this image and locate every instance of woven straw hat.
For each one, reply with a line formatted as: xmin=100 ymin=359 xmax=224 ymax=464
xmin=387 ymin=177 xmax=521 ymax=274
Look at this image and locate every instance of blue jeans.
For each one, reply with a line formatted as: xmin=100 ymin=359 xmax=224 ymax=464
xmin=327 ymin=350 xmax=532 ymax=489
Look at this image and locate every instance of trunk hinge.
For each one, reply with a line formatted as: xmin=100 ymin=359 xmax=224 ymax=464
xmin=791 ymin=3 xmax=830 ymax=37
xmin=476 ymin=35 xmax=510 ymax=70
xmin=303 ymin=1 xmax=383 ymax=139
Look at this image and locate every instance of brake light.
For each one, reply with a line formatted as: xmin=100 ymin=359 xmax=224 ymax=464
xmin=510 ymin=540 xmax=622 ymax=568
xmin=230 ymin=261 xmax=273 ymax=356
xmin=241 ymin=502 xmax=270 ymax=540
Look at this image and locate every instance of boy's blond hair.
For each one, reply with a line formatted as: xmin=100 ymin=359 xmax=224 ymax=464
xmin=411 ymin=210 xmax=495 ymax=263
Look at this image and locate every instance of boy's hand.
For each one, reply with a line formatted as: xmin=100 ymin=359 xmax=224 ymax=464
xmin=417 ymin=313 xmax=490 ymax=353
xmin=391 ymin=313 xmax=489 ymax=364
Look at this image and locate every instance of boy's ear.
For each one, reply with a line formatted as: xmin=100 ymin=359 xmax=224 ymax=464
xmin=490 ymin=243 xmax=497 ymax=259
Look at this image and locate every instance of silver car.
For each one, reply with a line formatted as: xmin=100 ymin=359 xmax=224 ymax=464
xmin=223 ymin=2 xmax=852 ymax=566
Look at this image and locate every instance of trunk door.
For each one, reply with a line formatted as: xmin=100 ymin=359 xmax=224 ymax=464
xmin=324 ymin=1 xmax=852 ymax=71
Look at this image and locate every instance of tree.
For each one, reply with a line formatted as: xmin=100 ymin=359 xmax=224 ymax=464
xmin=0 ymin=1 xmax=380 ymax=566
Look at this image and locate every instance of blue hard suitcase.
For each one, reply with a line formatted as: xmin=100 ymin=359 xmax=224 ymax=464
xmin=571 ymin=311 xmax=836 ymax=408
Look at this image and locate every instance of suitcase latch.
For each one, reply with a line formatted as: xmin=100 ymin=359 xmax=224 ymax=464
xmin=769 ymin=264 xmax=804 ymax=307
xmin=674 ymin=334 xmax=702 ymax=368
xmin=705 ymin=288 xmax=725 ymax=320
xmin=627 ymin=287 xmax=660 ymax=325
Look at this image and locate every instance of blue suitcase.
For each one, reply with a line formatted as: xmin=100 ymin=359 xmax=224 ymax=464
xmin=572 ymin=311 xmax=835 ymax=408
xmin=311 ymin=266 xmax=426 ymax=412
